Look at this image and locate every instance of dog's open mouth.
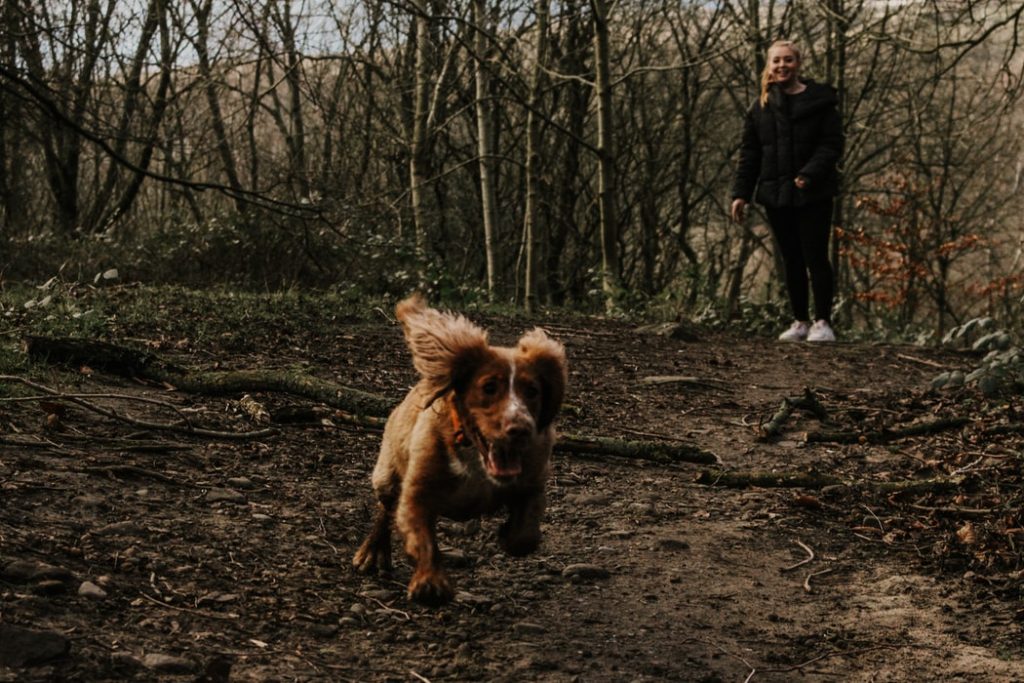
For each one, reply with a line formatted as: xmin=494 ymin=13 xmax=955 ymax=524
xmin=484 ymin=443 xmax=522 ymax=479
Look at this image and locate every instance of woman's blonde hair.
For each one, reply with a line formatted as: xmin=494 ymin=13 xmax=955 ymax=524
xmin=760 ymin=40 xmax=801 ymax=106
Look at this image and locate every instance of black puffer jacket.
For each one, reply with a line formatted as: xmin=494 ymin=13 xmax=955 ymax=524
xmin=731 ymin=80 xmax=843 ymax=208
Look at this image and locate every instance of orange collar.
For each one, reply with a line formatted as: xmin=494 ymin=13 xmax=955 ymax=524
xmin=450 ymin=404 xmax=466 ymax=445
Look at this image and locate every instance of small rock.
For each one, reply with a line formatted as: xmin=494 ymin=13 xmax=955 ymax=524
xmin=566 ymin=492 xmax=612 ymax=506
xmin=79 ymin=580 xmax=108 ymax=599
xmin=227 ymin=477 xmax=256 ymax=489
xmin=561 ymin=563 xmax=611 ymax=581
xmin=513 ymin=622 xmax=547 ymax=636
xmin=72 ymin=494 xmax=106 ymax=508
xmin=654 ymin=538 xmax=690 ymax=552
xmin=251 ymin=513 xmax=272 ymax=523
xmin=142 ymin=653 xmax=196 ymax=674
xmin=110 ymin=651 xmax=143 ymax=669
xmin=454 ymin=591 xmax=492 ymax=607
xmin=0 ymin=624 xmax=70 ymax=667
xmin=442 ymin=548 xmax=473 ymax=567
xmin=629 ymin=502 xmax=657 ymax=516
xmin=338 ymin=616 xmax=360 ymax=627
xmin=606 ymin=529 xmax=635 ymax=539
xmin=359 ymin=589 xmax=399 ymax=602
xmin=1 ymin=559 xmax=74 ymax=584
xmin=205 ymin=488 xmax=246 ymax=504
xmin=309 ymin=623 xmax=338 ymax=638
xmin=33 ymin=579 xmax=69 ymax=595
xmin=92 ymin=520 xmax=146 ymax=537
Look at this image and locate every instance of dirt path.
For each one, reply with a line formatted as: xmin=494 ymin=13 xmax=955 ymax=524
xmin=1 ymin=310 xmax=1022 ymax=681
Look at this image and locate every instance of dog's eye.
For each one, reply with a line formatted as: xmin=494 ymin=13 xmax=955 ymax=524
xmin=523 ymin=384 xmax=540 ymax=400
xmin=482 ymin=379 xmax=499 ymax=396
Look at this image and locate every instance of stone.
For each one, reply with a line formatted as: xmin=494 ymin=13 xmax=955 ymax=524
xmin=513 ymin=622 xmax=547 ymax=636
xmin=142 ymin=653 xmax=196 ymax=674
xmin=0 ymin=624 xmax=70 ymax=667
xmin=92 ymin=521 xmax=146 ymax=537
xmin=454 ymin=591 xmax=492 ymax=607
xmin=78 ymin=581 xmax=108 ymax=599
xmin=206 ymin=488 xmax=246 ymax=504
xmin=654 ymin=538 xmax=690 ymax=552
xmin=1 ymin=559 xmax=73 ymax=584
xmin=561 ymin=563 xmax=611 ymax=581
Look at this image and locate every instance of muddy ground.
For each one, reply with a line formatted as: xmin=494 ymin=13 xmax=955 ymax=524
xmin=2 ymin=300 xmax=1023 ymax=682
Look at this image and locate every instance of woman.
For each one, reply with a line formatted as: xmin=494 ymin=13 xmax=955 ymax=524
xmin=730 ymin=40 xmax=843 ymax=342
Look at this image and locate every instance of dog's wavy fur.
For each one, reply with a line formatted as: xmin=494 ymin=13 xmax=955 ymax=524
xmin=352 ymin=294 xmax=568 ymax=604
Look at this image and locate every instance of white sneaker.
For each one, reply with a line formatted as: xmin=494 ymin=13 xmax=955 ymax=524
xmin=778 ymin=320 xmax=810 ymax=342
xmin=807 ymin=319 xmax=836 ymax=342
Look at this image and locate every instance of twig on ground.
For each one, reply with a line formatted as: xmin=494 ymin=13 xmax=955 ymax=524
xmin=83 ymin=464 xmax=188 ymax=486
xmin=805 ymin=416 xmax=970 ymax=444
xmin=409 ymin=671 xmax=432 ymax=683
xmin=0 ymin=375 xmax=277 ymax=441
xmin=755 ymin=645 xmax=895 ymax=678
xmin=803 ymin=567 xmax=834 ymax=593
xmin=896 ymin=353 xmax=949 ymax=369
xmin=369 ymin=597 xmax=411 ymax=621
xmin=684 ymin=637 xmax=756 ymax=683
xmin=759 ymin=387 xmax=829 ymax=441
xmin=907 ymin=503 xmax=996 ymax=517
xmin=138 ymin=591 xmax=238 ymax=621
xmin=861 ymin=504 xmax=886 ymax=533
xmin=781 ymin=540 xmax=815 ymax=573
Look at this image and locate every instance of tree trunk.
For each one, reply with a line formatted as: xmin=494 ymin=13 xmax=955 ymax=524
xmin=591 ymin=0 xmax=620 ymax=312
xmin=473 ymin=0 xmax=499 ymax=301
xmin=409 ymin=0 xmax=434 ymax=288
xmin=523 ymin=0 xmax=550 ymax=312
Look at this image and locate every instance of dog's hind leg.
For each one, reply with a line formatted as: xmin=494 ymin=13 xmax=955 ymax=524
xmin=352 ymin=494 xmax=395 ymax=573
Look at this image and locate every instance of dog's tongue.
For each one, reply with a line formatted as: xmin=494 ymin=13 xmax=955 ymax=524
xmin=486 ymin=445 xmax=522 ymax=478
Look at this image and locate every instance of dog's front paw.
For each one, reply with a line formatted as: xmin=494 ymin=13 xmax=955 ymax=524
xmin=408 ymin=569 xmax=453 ymax=605
xmin=352 ymin=539 xmax=392 ymax=574
xmin=499 ymin=522 xmax=541 ymax=557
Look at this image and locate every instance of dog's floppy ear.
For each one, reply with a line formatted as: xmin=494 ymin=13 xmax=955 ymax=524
xmin=396 ymin=294 xmax=490 ymax=400
xmin=517 ymin=328 xmax=567 ymax=431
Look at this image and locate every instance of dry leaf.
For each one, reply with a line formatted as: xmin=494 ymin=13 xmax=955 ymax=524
xmin=792 ymin=494 xmax=823 ymax=510
xmin=956 ymin=522 xmax=977 ymax=546
xmin=239 ymin=394 xmax=271 ymax=425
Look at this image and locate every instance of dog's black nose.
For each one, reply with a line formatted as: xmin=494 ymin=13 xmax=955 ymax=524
xmin=504 ymin=424 xmax=532 ymax=440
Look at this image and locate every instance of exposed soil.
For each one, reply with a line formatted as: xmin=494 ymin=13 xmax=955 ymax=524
xmin=2 ymin=304 xmax=1023 ymax=682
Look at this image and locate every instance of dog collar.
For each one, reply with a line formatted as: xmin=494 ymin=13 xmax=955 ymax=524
xmin=450 ymin=404 xmax=466 ymax=445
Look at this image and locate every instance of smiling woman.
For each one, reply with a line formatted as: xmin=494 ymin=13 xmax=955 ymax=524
xmin=730 ymin=39 xmax=844 ymax=344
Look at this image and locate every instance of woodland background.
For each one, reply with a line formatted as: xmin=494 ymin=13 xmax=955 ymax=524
xmin=0 ymin=0 xmax=1022 ymax=336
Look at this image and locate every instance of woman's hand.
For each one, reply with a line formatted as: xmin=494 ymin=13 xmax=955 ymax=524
xmin=730 ymin=198 xmax=747 ymax=223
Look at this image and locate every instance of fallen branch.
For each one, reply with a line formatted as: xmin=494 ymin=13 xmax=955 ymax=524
xmin=695 ymin=470 xmax=843 ymax=489
xmin=557 ymin=433 xmax=720 ymax=465
xmin=981 ymin=423 xmax=1024 ymax=438
xmin=22 ymin=336 xmax=722 ymax=464
xmin=695 ymin=469 xmax=965 ymax=494
xmin=804 ymin=416 xmax=970 ymax=444
xmin=759 ymin=387 xmax=828 ymax=441
xmin=24 ymin=335 xmax=397 ymax=417
xmin=0 ymin=375 xmax=276 ymax=441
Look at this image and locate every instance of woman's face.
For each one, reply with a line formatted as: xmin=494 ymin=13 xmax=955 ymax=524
xmin=768 ymin=46 xmax=800 ymax=87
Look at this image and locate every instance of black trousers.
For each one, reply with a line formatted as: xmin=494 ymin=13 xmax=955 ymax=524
xmin=765 ymin=201 xmax=834 ymax=323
